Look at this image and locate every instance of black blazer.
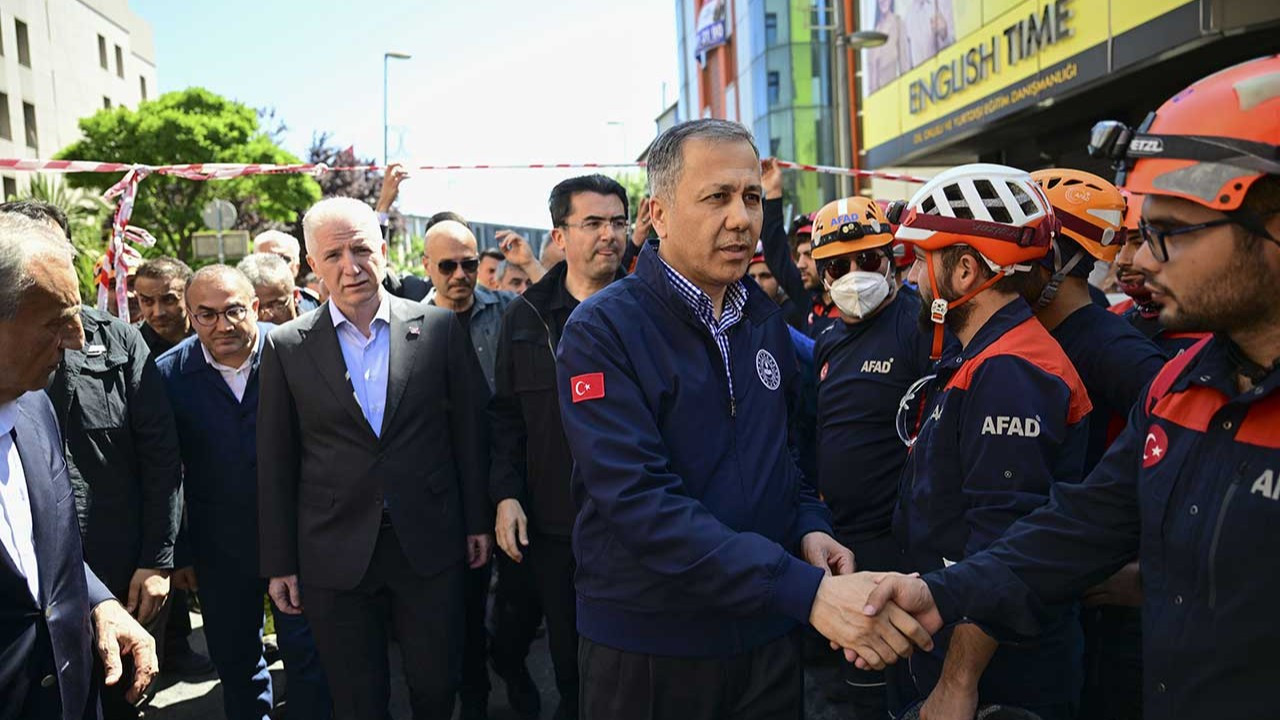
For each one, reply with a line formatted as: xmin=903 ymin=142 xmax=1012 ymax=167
xmin=0 ymin=392 xmax=114 ymax=720
xmin=257 ymin=295 xmax=490 ymax=589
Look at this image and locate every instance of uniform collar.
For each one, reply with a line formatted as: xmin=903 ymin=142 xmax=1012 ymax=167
xmin=1169 ymin=334 xmax=1280 ymax=402
xmin=942 ymin=297 xmax=1033 ymax=368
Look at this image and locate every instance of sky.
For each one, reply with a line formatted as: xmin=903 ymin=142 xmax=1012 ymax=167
xmin=130 ymin=0 xmax=680 ymax=229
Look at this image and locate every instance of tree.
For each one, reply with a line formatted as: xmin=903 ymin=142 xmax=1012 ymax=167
xmin=14 ymin=175 xmax=113 ymax=299
xmin=56 ymin=88 xmax=321 ymax=263
xmin=300 ymin=133 xmax=403 ymax=237
xmin=613 ymin=172 xmax=649 ymax=219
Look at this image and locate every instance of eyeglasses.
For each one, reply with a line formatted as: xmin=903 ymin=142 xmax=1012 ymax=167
xmin=437 ymin=257 xmax=480 ymax=274
xmin=560 ymin=218 xmax=629 ymax=233
xmin=260 ymin=296 xmax=294 ymax=314
xmin=1138 ymin=216 xmax=1271 ymax=263
xmin=896 ymin=373 xmax=937 ymax=448
xmin=191 ymin=304 xmax=251 ymax=327
xmin=822 ymin=249 xmax=888 ymax=280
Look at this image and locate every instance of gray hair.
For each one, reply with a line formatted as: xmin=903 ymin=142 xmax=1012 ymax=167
xmin=237 ymin=252 xmax=295 ymax=291
xmin=646 ymin=119 xmax=759 ymax=201
xmin=300 ymin=197 xmax=382 ymax=255
xmin=252 ymin=229 xmax=301 ymax=256
xmin=0 ymin=213 xmax=75 ymax=322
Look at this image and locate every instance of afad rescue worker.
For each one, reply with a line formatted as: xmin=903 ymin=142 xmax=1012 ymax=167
xmin=1027 ymin=169 xmax=1168 ymax=720
xmin=809 ymin=196 xmax=935 ymax=716
xmin=556 ymin=119 xmax=934 ymax=720
xmin=864 ymin=54 xmax=1280 ymax=720
xmin=1111 ymin=191 xmax=1208 ymax=358
xmin=889 ymin=163 xmax=1093 ymax=720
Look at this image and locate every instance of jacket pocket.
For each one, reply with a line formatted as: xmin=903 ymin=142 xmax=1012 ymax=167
xmin=511 ymin=338 xmax=556 ymax=394
xmin=74 ymin=352 xmax=130 ymax=430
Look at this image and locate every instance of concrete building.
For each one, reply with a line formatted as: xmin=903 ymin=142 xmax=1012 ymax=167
xmin=0 ymin=0 xmax=156 ymax=199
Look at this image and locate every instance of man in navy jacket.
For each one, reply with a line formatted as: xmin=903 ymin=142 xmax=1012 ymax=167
xmin=156 ymin=266 xmax=329 ymax=720
xmin=557 ymin=119 xmax=934 ymax=720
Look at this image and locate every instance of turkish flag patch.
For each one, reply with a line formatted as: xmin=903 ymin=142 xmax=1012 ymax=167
xmin=1142 ymin=424 xmax=1169 ymax=469
xmin=571 ymin=373 xmax=606 ymax=403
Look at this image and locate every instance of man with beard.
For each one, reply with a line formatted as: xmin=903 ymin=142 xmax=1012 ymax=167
xmin=864 ymin=55 xmax=1280 ymax=720
xmin=758 ymin=160 xmax=837 ymax=335
xmin=490 ymin=174 xmax=628 ymax=720
xmin=806 ymin=195 xmax=936 ymax=717
xmin=557 ymin=120 xmax=932 ymax=719
xmin=1110 ymin=193 xmax=1208 ymax=357
xmin=887 ymin=163 xmax=1092 ymax=720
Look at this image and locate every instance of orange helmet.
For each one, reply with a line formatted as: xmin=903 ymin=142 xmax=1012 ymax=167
xmin=1031 ymin=168 xmax=1125 ymax=262
xmin=1120 ymin=189 xmax=1144 ymax=231
xmin=890 ymin=163 xmax=1058 ymax=269
xmin=811 ymin=196 xmax=894 ymax=260
xmin=1088 ymin=54 xmax=1280 ymax=212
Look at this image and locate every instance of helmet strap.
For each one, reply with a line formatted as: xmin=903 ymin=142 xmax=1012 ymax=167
xmin=1034 ymin=246 xmax=1087 ymax=310
xmin=924 ymin=249 xmax=1006 ymax=360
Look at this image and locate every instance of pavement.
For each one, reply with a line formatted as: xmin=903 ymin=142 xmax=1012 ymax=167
xmin=144 ymin=610 xmax=856 ymax=719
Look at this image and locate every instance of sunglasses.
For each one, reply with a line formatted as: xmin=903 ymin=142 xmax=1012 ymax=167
xmin=437 ymin=257 xmax=480 ymax=274
xmin=822 ymin=249 xmax=887 ymax=280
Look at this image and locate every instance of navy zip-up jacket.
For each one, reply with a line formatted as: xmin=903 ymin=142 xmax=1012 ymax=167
xmin=926 ymin=335 xmax=1280 ymax=720
xmin=894 ymin=299 xmax=1092 ymax=706
xmin=557 ymin=244 xmax=832 ymax=658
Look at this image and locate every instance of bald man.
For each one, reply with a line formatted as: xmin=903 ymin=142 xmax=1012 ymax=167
xmin=253 ymin=231 xmax=320 ymax=313
xmin=155 ymin=266 xmax=330 ymax=720
xmin=421 ymin=220 xmax=515 ymax=718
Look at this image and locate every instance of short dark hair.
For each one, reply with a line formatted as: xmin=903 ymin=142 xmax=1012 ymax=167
xmin=480 ymin=248 xmax=506 ymax=262
xmin=938 ymin=245 xmax=1030 ymax=296
xmin=136 ymin=256 xmax=193 ymax=284
xmin=424 ymin=211 xmax=468 ymax=234
xmin=0 ymin=200 xmax=71 ymax=240
xmin=548 ymin=175 xmax=629 ymax=228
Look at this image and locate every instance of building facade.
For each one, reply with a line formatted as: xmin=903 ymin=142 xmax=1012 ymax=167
xmin=0 ymin=0 xmax=157 ymax=199
xmin=674 ymin=0 xmax=841 ymax=213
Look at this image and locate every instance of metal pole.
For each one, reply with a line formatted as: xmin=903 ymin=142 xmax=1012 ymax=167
xmin=216 ymin=210 xmax=225 ymax=264
xmin=832 ymin=3 xmax=852 ymax=198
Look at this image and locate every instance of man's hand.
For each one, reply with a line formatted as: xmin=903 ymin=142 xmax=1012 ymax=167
xmin=93 ymin=600 xmax=158 ymax=705
xmin=495 ymin=498 xmax=530 ymax=563
xmin=809 ymin=573 xmax=935 ymax=670
xmin=496 ymin=230 xmax=547 ymax=283
xmin=857 ymin=572 xmax=944 ymax=668
xmin=467 ymin=534 xmax=494 ymax=569
xmin=762 ymin=157 xmax=784 ymax=200
xmin=170 ymin=566 xmax=198 ymax=592
xmin=268 ymin=575 xmax=303 ymax=615
xmin=632 ymin=196 xmax=653 ymax=248
xmin=920 ymin=677 xmax=979 ymax=720
xmin=375 ymin=162 xmax=409 ymax=213
xmin=1084 ymin=560 xmax=1142 ymax=608
xmin=801 ymin=532 xmax=855 ymax=576
xmin=125 ymin=568 xmax=170 ymax=625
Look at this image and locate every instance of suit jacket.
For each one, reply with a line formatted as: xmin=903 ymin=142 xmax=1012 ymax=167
xmin=257 ymin=295 xmax=490 ymax=590
xmin=46 ymin=307 xmax=181 ymax=597
xmin=0 ymin=392 xmax=114 ymax=720
xmin=155 ymin=327 xmax=270 ymax=571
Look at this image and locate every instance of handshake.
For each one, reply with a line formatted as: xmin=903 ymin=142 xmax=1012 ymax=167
xmin=801 ymin=533 xmax=943 ymax=670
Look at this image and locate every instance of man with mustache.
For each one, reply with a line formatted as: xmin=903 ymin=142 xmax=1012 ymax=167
xmin=864 ymin=55 xmax=1280 ymax=720
xmin=490 ymin=174 xmax=629 ymax=720
xmin=757 ymin=159 xmax=838 ymax=336
xmin=556 ymin=119 xmax=932 ymax=719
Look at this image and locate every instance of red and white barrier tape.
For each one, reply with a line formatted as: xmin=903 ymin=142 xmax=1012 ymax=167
xmin=0 ymin=157 xmax=930 ymax=321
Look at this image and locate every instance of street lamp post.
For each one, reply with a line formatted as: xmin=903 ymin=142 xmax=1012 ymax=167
xmin=383 ymin=51 xmax=412 ymax=168
xmin=834 ymin=24 xmax=888 ymax=196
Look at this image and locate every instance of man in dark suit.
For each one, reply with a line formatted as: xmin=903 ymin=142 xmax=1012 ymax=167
xmin=0 ymin=213 xmax=157 ymax=718
xmin=258 ymin=197 xmax=491 ymax=720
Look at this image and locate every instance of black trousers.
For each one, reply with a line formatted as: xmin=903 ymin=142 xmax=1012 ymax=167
xmin=492 ymin=534 xmax=579 ymax=706
xmin=459 ymin=561 xmax=493 ymax=702
xmin=1079 ymin=606 xmax=1143 ymax=720
xmin=837 ymin=531 xmax=917 ymax=719
xmin=303 ymin=523 xmax=464 ymax=720
xmin=579 ymin=633 xmax=803 ymax=720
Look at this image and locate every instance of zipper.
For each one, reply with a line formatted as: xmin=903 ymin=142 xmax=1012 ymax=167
xmin=1207 ymin=461 xmax=1247 ymax=609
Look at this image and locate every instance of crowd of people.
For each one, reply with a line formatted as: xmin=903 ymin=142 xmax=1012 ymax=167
xmin=0 ymin=55 xmax=1276 ymax=720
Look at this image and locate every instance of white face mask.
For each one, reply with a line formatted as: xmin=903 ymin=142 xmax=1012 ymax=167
xmin=827 ymin=269 xmax=892 ymax=319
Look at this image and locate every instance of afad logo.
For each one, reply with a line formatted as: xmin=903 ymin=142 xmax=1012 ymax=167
xmin=1142 ymin=424 xmax=1169 ymax=469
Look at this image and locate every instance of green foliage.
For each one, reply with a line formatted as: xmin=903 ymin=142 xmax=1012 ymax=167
xmin=13 ymin=175 xmax=112 ymax=300
xmin=56 ymin=88 xmax=321 ymax=263
xmin=613 ymin=172 xmax=649 ymax=219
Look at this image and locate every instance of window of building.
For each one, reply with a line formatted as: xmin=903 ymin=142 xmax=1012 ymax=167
xmin=103 ymin=97 xmax=112 ymax=110
xmin=765 ymin=13 xmax=778 ymax=47
xmin=767 ymin=71 xmax=781 ymax=106
xmin=98 ymin=35 xmax=108 ymax=69
xmin=0 ymin=93 xmax=10 ymax=141
xmin=15 ymin=20 xmax=31 ymax=68
xmin=22 ymin=102 xmax=37 ymax=150
xmin=115 ymin=45 xmax=124 ymax=78
xmin=139 ymin=76 xmax=147 ymax=100
xmin=2 ymin=178 xmax=16 ymax=202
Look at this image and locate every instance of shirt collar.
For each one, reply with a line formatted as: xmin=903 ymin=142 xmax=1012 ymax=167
xmin=0 ymin=401 xmax=17 ymax=437
xmin=200 ymin=329 xmax=262 ymax=373
xmin=656 ymin=253 xmax=747 ymax=323
xmin=329 ymin=293 xmax=391 ymax=331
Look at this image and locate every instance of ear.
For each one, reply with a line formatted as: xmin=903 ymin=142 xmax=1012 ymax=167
xmin=650 ymin=195 xmax=671 ymax=240
xmin=306 ymin=253 xmax=318 ymax=273
xmin=250 ymin=296 xmax=260 ymax=312
xmin=551 ymin=227 xmax=567 ymax=250
xmin=952 ymin=252 xmax=983 ymax=294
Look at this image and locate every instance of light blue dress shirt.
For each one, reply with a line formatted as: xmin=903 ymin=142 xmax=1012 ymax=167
xmin=329 ymin=296 xmax=392 ymax=437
